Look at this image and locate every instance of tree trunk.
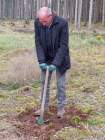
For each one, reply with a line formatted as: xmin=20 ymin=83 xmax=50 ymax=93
xmin=0 ymin=0 xmax=1 ymax=18
xmin=57 ymin=0 xmax=60 ymax=16
xmin=88 ymin=0 xmax=93 ymax=29
xmin=77 ymin=0 xmax=82 ymax=32
xmin=102 ymin=0 xmax=105 ymax=25
xmin=75 ymin=0 xmax=78 ymax=30
xmin=48 ymin=0 xmax=52 ymax=9
xmin=63 ymin=0 xmax=68 ymax=19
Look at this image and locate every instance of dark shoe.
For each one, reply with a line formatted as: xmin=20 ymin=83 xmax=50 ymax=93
xmin=34 ymin=109 xmax=41 ymax=116
xmin=35 ymin=108 xmax=49 ymax=116
xmin=57 ymin=108 xmax=65 ymax=118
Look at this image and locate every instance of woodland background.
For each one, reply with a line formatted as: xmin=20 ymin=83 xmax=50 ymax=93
xmin=0 ymin=0 xmax=105 ymax=30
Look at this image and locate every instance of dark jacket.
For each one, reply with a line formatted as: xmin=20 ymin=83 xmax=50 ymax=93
xmin=34 ymin=15 xmax=71 ymax=75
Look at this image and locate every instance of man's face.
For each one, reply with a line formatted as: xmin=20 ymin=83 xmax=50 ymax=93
xmin=39 ymin=15 xmax=52 ymax=26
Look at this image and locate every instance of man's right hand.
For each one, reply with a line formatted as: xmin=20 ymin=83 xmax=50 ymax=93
xmin=39 ymin=63 xmax=47 ymax=70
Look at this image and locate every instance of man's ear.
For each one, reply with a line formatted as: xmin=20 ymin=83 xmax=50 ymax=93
xmin=52 ymin=10 xmax=57 ymax=16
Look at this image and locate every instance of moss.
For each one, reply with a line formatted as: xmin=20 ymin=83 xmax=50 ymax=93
xmin=0 ymin=94 xmax=8 ymax=99
xmin=31 ymin=81 xmax=41 ymax=89
xmin=7 ymin=83 xmax=20 ymax=90
xmin=70 ymin=115 xmax=81 ymax=125
xmin=87 ymin=116 xmax=105 ymax=125
xmin=81 ymin=107 xmax=93 ymax=115
xmin=48 ymin=122 xmax=55 ymax=129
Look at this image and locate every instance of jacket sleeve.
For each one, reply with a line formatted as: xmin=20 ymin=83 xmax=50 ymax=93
xmin=52 ymin=22 xmax=69 ymax=67
xmin=34 ymin=21 xmax=45 ymax=64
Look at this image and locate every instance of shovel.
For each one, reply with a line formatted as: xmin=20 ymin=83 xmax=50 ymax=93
xmin=36 ymin=67 xmax=50 ymax=125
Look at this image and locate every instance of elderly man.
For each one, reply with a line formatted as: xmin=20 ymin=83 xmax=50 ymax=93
xmin=34 ymin=7 xmax=71 ymax=118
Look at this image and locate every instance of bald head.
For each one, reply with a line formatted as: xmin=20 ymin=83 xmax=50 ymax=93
xmin=37 ymin=7 xmax=52 ymax=18
xmin=37 ymin=7 xmax=53 ymax=26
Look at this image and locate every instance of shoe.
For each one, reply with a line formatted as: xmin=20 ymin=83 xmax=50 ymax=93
xmin=57 ymin=108 xmax=65 ymax=118
xmin=35 ymin=107 xmax=49 ymax=116
xmin=34 ymin=109 xmax=41 ymax=116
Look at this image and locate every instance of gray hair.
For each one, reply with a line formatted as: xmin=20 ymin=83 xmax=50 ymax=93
xmin=37 ymin=7 xmax=52 ymax=18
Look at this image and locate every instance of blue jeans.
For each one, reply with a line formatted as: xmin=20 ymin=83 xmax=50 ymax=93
xmin=40 ymin=69 xmax=67 ymax=110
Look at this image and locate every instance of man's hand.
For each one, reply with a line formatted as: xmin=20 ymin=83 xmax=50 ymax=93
xmin=49 ymin=64 xmax=56 ymax=72
xmin=39 ymin=63 xmax=47 ymax=70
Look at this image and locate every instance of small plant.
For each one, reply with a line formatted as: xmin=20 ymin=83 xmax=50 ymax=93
xmin=96 ymin=35 xmax=102 ymax=40
xmin=70 ymin=115 xmax=81 ymax=125
xmin=0 ymin=94 xmax=8 ymax=99
xmin=82 ymin=107 xmax=93 ymax=115
xmin=48 ymin=122 xmax=55 ymax=129
xmin=24 ymin=19 xmax=30 ymax=25
xmin=8 ymin=83 xmax=20 ymax=90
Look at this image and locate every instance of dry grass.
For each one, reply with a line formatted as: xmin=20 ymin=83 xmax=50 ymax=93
xmin=0 ymin=22 xmax=105 ymax=139
xmin=1 ymin=48 xmax=40 ymax=86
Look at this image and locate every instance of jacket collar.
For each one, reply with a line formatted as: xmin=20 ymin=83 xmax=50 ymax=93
xmin=52 ymin=15 xmax=59 ymax=25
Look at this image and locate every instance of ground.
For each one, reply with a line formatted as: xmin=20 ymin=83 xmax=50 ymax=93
xmin=0 ymin=20 xmax=105 ymax=140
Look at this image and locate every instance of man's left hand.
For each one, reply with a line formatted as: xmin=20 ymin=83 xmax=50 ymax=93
xmin=49 ymin=64 xmax=56 ymax=72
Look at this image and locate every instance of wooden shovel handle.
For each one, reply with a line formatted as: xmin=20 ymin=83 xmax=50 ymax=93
xmin=40 ymin=67 xmax=49 ymax=118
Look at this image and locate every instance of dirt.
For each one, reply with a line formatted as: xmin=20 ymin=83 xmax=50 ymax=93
xmin=11 ymin=105 xmax=90 ymax=140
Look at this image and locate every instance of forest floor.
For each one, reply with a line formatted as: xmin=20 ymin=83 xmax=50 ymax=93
xmin=0 ymin=20 xmax=105 ymax=140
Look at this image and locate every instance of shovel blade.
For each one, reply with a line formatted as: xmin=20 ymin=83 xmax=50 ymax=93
xmin=36 ymin=117 xmax=45 ymax=125
xmin=36 ymin=116 xmax=50 ymax=125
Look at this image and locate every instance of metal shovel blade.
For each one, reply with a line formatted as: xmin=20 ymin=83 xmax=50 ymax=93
xmin=36 ymin=116 xmax=50 ymax=125
xmin=36 ymin=116 xmax=45 ymax=125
